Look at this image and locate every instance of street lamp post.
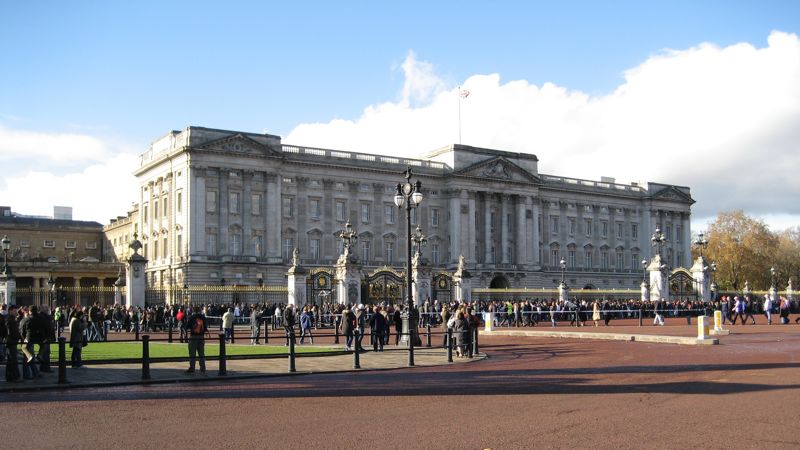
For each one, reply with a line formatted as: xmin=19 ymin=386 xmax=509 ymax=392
xmin=395 ymin=167 xmax=423 ymax=367
xmin=559 ymin=257 xmax=567 ymax=287
xmin=47 ymin=275 xmax=55 ymax=309
xmin=641 ymin=259 xmax=648 ymax=284
xmin=1 ymin=235 xmax=12 ymax=276
xmin=693 ymin=232 xmax=708 ymax=258
xmin=770 ymin=266 xmax=777 ymax=290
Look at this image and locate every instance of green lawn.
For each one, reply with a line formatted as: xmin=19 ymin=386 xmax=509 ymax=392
xmin=50 ymin=342 xmax=336 ymax=362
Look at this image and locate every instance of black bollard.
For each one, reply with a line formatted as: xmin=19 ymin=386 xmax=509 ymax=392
xmin=135 ymin=324 xmax=140 ymax=342
xmin=263 ymin=320 xmax=269 ymax=344
xmin=57 ymin=337 xmax=68 ymax=385
xmin=288 ymin=330 xmax=296 ymax=373
xmin=473 ymin=326 xmax=479 ymax=355
xmin=426 ymin=323 xmax=432 ymax=348
xmin=447 ymin=328 xmax=453 ymax=363
xmin=230 ymin=325 xmax=235 ymax=344
xmin=218 ymin=333 xmax=227 ymax=376
xmin=141 ymin=335 xmax=151 ymax=380
xmin=168 ymin=321 xmax=173 ymax=343
xmin=638 ymin=309 xmax=643 ymax=327
xmin=353 ymin=330 xmax=361 ymax=369
xmin=334 ymin=323 xmax=340 ymax=344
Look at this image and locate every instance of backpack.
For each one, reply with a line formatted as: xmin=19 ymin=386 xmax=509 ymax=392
xmin=191 ymin=316 xmax=205 ymax=335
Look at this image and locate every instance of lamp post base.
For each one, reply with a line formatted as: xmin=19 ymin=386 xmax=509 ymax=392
xmin=399 ymin=310 xmax=422 ymax=347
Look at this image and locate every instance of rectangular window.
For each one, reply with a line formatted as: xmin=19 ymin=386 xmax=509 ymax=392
xmin=360 ymin=203 xmax=370 ymax=223
xmin=551 ymin=249 xmax=559 ymax=267
xmin=20 ymin=239 xmax=30 ymax=248
xmin=336 ymin=200 xmax=346 ymax=221
xmin=229 ymin=192 xmax=240 ymax=214
xmin=65 ymin=240 xmax=76 ymax=249
xmin=143 ymin=204 xmax=149 ymax=223
xmin=230 ymin=234 xmax=241 ymax=256
xmin=385 ymin=241 xmax=394 ymax=263
xmin=677 ymin=251 xmax=684 ymax=267
xmin=616 ymin=251 xmax=624 ymax=270
xmin=666 ymin=226 xmax=672 ymax=241
xmin=177 ymin=191 xmax=183 ymax=214
xmin=585 ymin=219 xmax=592 ymax=237
xmin=162 ymin=237 xmax=168 ymax=258
xmin=251 ymin=194 xmax=262 ymax=216
xmin=568 ymin=217 xmax=576 ymax=235
xmin=585 ymin=250 xmax=593 ymax=268
xmin=282 ymin=197 xmax=294 ymax=218
xmin=490 ymin=246 xmax=496 ymax=264
xmin=676 ymin=226 xmax=682 ymax=243
xmin=177 ymin=234 xmax=183 ymax=257
xmin=601 ymin=221 xmax=608 ymax=238
xmin=309 ymin=238 xmax=320 ymax=260
xmin=431 ymin=243 xmax=439 ymax=265
xmin=550 ymin=216 xmax=559 ymax=234
xmin=431 ymin=208 xmax=440 ymax=227
xmin=162 ymin=197 xmax=168 ymax=217
xmin=310 ymin=199 xmax=321 ymax=219
xmin=601 ymin=251 xmax=609 ymax=269
xmin=568 ymin=250 xmax=576 ymax=268
xmin=206 ymin=191 xmax=217 ymax=213
xmin=632 ymin=253 xmax=639 ymax=269
xmin=253 ymin=235 xmax=262 ymax=256
xmin=617 ymin=223 xmax=624 ymax=239
xmin=154 ymin=200 xmax=159 ymax=220
xmin=507 ymin=246 xmax=513 ymax=263
xmin=43 ymin=240 xmax=55 ymax=248
xmin=206 ymin=234 xmax=217 ymax=256
xmin=632 ymin=224 xmax=638 ymax=240
xmin=384 ymin=204 xmax=396 ymax=224
xmin=283 ymin=238 xmax=295 ymax=260
xmin=362 ymin=240 xmax=371 ymax=262
xmin=153 ymin=240 xmax=159 ymax=260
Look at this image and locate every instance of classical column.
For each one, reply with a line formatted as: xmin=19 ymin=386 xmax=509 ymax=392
xmin=515 ymin=196 xmax=526 ymax=266
xmin=484 ymin=192 xmax=492 ymax=264
xmin=192 ymin=168 xmax=206 ymax=255
xmin=242 ymin=170 xmax=253 ymax=255
xmin=218 ymin=169 xmax=230 ymax=256
xmin=532 ymin=200 xmax=541 ymax=265
xmin=265 ymin=173 xmax=281 ymax=262
xmin=500 ymin=195 xmax=509 ymax=264
xmin=468 ymin=192 xmax=477 ymax=262
xmin=683 ymin=214 xmax=692 ymax=267
xmin=449 ymin=192 xmax=462 ymax=264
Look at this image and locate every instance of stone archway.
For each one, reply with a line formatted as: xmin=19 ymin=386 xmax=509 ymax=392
xmin=489 ymin=275 xmax=509 ymax=289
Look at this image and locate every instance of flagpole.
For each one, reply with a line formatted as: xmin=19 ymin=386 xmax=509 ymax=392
xmin=457 ymin=86 xmax=462 ymax=145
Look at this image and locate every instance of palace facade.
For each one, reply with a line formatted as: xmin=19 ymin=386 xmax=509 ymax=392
xmin=106 ymin=126 xmax=694 ymax=292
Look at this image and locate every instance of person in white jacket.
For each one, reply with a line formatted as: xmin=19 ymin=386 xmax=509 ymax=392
xmin=763 ymin=295 xmax=773 ymax=325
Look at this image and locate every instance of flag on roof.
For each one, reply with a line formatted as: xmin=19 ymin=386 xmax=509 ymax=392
xmin=459 ymin=89 xmax=470 ymax=98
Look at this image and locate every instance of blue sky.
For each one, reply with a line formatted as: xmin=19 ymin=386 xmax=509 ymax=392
xmin=1 ymin=1 xmax=799 ymax=229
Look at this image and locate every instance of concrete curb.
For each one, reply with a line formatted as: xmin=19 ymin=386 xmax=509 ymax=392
xmin=481 ymin=330 xmax=719 ymax=346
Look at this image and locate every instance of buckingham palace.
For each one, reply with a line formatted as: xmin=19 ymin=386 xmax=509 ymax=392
xmin=103 ymin=126 xmax=694 ymax=294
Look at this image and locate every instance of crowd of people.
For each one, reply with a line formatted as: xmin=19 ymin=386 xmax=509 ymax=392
xmin=2 ymin=293 xmax=797 ymax=382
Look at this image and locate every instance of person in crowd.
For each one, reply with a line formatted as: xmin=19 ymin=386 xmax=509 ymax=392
xmin=250 ymin=305 xmax=262 ymax=345
xmin=653 ymin=300 xmax=665 ymax=326
xmin=175 ymin=306 xmax=188 ymax=343
xmin=38 ymin=305 xmax=56 ymax=373
xmin=222 ymin=307 xmax=234 ymax=342
xmin=743 ymin=295 xmax=757 ymax=325
xmin=340 ymin=304 xmax=355 ymax=351
xmin=763 ymin=295 xmax=773 ymax=325
xmin=299 ymin=306 xmax=314 ymax=344
xmin=5 ymin=305 xmax=22 ymax=382
xmin=592 ymin=300 xmax=601 ymax=327
xmin=440 ymin=304 xmax=451 ymax=348
xmin=354 ymin=304 xmax=366 ymax=352
xmin=0 ymin=304 xmax=7 ymax=364
xmin=369 ymin=305 xmax=386 ymax=352
xmin=730 ymin=296 xmax=745 ymax=325
xmin=185 ymin=306 xmax=208 ymax=374
xmin=20 ymin=305 xmax=44 ymax=379
xmin=282 ymin=304 xmax=296 ymax=346
xmin=68 ymin=309 xmax=87 ymax=369
xmin=393 ymin=305 xmax=403 ymax=345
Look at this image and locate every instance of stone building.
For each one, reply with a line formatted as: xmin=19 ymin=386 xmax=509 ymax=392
xmin=106 ymin=126 xmax=694 ymax=297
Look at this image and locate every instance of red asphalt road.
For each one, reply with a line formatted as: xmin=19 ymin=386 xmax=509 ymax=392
xmin=2 ymin=326 xmax=799 ymax=450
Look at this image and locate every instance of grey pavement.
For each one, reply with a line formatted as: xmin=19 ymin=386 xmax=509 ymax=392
xmin=0 ymin=346 xmax=485 ymax=392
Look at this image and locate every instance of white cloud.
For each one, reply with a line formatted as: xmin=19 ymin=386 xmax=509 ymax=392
xmin=0 ymin=125 xmax=109 ymax=163
xmin=0 ymin=153 xmax=139 ymax=223
xmin=286 ymin=31 xmax=800 ymax=231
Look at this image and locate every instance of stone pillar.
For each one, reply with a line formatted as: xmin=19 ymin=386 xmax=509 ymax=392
xmin=468 ymin=193 xmax=477 ymax=263
xmin=532 ymin=201 xmax=541 ymax=265
xmin=0 ymin=274 xmax=16 ymax=306
xmin=453 ymin=255 xmax=472 ymax=303
xmin=648 ymin=254 xmax=669 ymax=302
xmin=641 ymin=281 xmax=650 ymax=302
xmin=690 ymin=256 xmax=710 ymax=302
xmin=500 ymin=195 xmax=509 ymax=263
xmin=412 ymin=256 xmax=431 ymax=307
xmin=449 ymin=193 xmax=461 ymax=263
xmin=515 ymin=196 xmax=526 ymax=266
xmin=559 ymin=282 xmax=568 ymax=303
xmin=287 ymin=265 xmax=307 ymax=308
xmin=126 ymin=237 xmax=148 ymax=309
xmin=484 ymin=192 xmax=492 ymax=264
xmin=265 ymin=173 xmax=282 ymax=263
xmin=334 ymin=252 xmax=362 ymax=306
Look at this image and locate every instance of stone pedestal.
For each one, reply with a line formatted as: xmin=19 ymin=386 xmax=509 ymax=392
xmin=690 ymin=256 xmax=711 ymax=302
xmin=412 ymin=259 xmax=431 ymax=307
xmin=648 ymin=255 xmax=669 ymax=302
xmin=126 ymin=254 xmax=147 ymax=309
xmin=287 ymin=265 xmax=307 ymax=308
xmin=787 ymin=278 xmax=794 ymax=303
xmin=335 ymin=251 xmax=361 ymax=306
xmin=452 ymin=255 xmax=472 ymax=303
xmin=641 ymin=281 xmax=650 ymax=302
xmin=0 ymin=275 xmax=17 ymax=306
xmin=558 ymin=282 xmax=568 ymax=302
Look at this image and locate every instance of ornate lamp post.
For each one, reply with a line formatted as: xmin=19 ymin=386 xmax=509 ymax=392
xmin=394 ymin=167 xmax=423 ymax=367
xmin=710 ymin=263 xmax=717 ymax=301
xmin=47 ymin=274 xmax=56 ymax=308
xmin=641 ymin=258 xmax=648 ymax=284
xmin=1 ymin=235 xmax=12 ymax=276
xmin=559 ymin=257 xmax=567 ymax=287
xmin=337 ymin=220 xmax=359 ymax=258
xmin=770 ymin=266 xmax=777 ymax=290
xmin=693 ymin=232 xmax=708 ymax=258
xmin=651 ymin=227 xmax=667 ymax=260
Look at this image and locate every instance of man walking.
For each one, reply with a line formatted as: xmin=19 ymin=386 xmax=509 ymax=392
xmin=185 ymin=306 xmax=208 ymax=374
xmin=250 ymin=306 xmax=262 ymax=345
xmin=369 ymin=306 xmax=387 ymax=352
xmin=222 ymin=307 xmax=234 ymax=342
xmin=283 ymin=304 xmax=296 ymax=346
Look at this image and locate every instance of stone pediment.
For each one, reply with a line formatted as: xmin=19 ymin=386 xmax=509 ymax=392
xmin=650 ymin=186 xmax=695 ymax=204
xmin=200 ymin=134 xmax=280 ymax=157
xmin=455 ymin=156 xmax=539 ymax=183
